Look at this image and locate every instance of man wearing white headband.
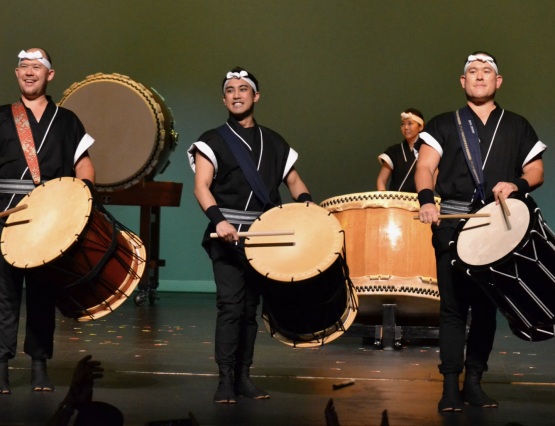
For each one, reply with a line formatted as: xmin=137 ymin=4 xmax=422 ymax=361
xmin=415 ymin=51 xmax=546 ymax=411
xmin=0 ymin=48 xmax=95 ymax=394
xmin=188 ymin=67 xmax=312 ymax=403
xmin=377 ymin=108 xmax=425 ymax=192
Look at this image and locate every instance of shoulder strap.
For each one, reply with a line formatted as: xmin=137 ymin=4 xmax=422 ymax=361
xmin=11 ymin=101 xmax=41 ymax=184
xmin=454 ymin=107 xmax=486 ymax=201
xmin=217 ymin=123 xmax=273 ymax=209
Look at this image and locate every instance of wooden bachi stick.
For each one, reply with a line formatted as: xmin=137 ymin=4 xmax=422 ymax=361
xmin=0 ymin=204 xmax=27 ymax=219
xmin=498 ymin=192 xmax=512 ymax=230
xmin=413 ymin=213 xmax=491 ymax=220
xmin=210 ymin=230 xmax=294 ymax=239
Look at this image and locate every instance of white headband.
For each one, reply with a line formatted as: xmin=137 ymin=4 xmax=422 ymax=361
xmin=223 ymin=70 xmax=257 ymax=93
xmin=18 ymin=50 xmax=52 ymax=70
xmin=401 ymin=112 xmax=424 ymax=126
xmin=463 ymin=55 xmax=498 ymax=75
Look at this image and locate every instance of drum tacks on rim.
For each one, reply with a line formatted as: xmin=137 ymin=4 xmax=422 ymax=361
xmin=59 ymin=73 xmax=178 ymax=191
xmin=245 ymin=203 xmax=358 ymax=348
xmin=1 ymin=178 xmax=146 ymax=321
xmin=451 ymin=192 xmax=555 ymax=341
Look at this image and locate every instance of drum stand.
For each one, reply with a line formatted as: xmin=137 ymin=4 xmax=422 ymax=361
xmin=345 ymin=304 xmax=439 ymax=350
xmin=93 ymin=180 xmax=183 ymax=306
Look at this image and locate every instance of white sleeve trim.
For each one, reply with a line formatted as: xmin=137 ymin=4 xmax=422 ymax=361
xmin=187 ymin=142 xmax=218 ymax=177
xmin=378 ymin=153 xmax=393 ymax=169
xmin=522 ymin=141 xmax=547 ymax=168
xmin=418 ymin=132 xmax=443 ymax=157
xmin=282 ymin=147 xmax=298 ymax=180
xmin=74 ymin=133 xmax=95 ymax=165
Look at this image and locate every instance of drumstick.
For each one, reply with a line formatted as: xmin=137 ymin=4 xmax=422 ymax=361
xmin=413 ymin=213 xmax=490 ymax=220
xmin=209 ymin=230 xmax=294 ymax=239
xmin=498 ymin=192 xmax=511 ymax=216
xmin=0 ymin=204 xmax=27 ymax=219
xmin=498 ymin=191 xmax=512 ymax=230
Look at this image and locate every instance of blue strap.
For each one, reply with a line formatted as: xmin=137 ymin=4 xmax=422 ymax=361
xmin=454 ymin=108 xmax=486 ymax=201
xmin=217 ymin=123 xmax=273 ymax=208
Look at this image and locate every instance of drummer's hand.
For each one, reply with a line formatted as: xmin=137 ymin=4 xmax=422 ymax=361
xmin=492 ymin=182 xmax=517 ymax=204
xmin=216 ymin=221 xmax=239 ymax=243
xmin=419 ymin=203 xmax=440 ymax=226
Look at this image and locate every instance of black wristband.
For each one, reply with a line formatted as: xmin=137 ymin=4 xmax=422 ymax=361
xmin=82 ymin=179 xmax=94 ymax=192
xmin=417 ymin=189 xmax=435 ymax=207
xmin=296 ymin=193 xmax=313 ymax=203
xmin=514 ymin=178 xmax=530 ymax=194
xmin=205 ymin=205 xmax=226 ymax=226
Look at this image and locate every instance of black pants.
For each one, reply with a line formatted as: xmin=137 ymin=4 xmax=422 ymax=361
xmin=0 ymin=255 xmax=57 ymax=361
xmin=209 ymin=240 xmax=262 ymax=367
xmin=433 ymin=226 xmax=497 ymax=375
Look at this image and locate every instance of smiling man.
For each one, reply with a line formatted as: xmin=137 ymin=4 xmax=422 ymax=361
xmin=415 ymin=52 xmax=546 ymax=411
xmin=0 ymin=48 xmax=95 ymax=394
xmin=188 ymin=67 xmax=312 ymax=403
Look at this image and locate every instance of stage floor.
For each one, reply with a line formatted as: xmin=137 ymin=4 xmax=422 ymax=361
xmin=1 ymin=292 xmax=555 ymax=426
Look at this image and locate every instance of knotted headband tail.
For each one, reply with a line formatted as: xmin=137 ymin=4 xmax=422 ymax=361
xmin=11 ymin=101 xmax=41 ymax=184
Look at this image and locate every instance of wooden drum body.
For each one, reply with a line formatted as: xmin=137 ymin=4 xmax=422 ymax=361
xmin=1 ymin=178 xmax=146 ymax=321
xmin=59 ymin=73 xmax=178 ymax=191
xmin=321 ymin=191 xmax=440 ymax=326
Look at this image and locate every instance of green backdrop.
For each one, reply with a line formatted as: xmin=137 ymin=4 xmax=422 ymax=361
xmin=1 ymin=1 xmax=553 ymax=292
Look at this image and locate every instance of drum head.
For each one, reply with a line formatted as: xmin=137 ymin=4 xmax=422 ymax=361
xmin=457 ymin=198 xmax=530 ymax=266
xmin=59 ymin=74 xmax=173 ymax=189
xmin=1 ymin=178 xmax=92 ymax=268
xmin=245 ymin=203 xmax=344 ymax=282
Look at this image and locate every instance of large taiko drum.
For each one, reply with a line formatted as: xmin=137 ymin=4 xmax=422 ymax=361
xmin=0 ymin=178 xmax=146 ymax=321
xmin=320 ymin=191 xmax=441 ymax=326
xmin=451 ymin=193 xmax=555 ymax=341
xmin=245 ymin=203 xmax=358 ymax=347
xmin=59 ymin=73 xmax=178 ymax=191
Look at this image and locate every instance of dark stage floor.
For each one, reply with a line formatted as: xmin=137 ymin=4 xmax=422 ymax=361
xmin=1 ymin=292 xmax=555 ymax=426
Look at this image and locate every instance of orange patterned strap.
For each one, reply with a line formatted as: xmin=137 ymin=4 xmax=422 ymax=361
xmin=11 ymin=101 xmax=40 ymax=185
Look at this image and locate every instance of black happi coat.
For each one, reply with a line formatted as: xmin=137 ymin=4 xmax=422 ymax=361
xmin=188 ymin=116 xmax=297 ymax=243
xmin=417 ymin=103 xmax=545 ymax=209
xmin=0 ymin=96 xmax=91 ymax=210
xmin=378 ymin=139 xmax=418 ymax=192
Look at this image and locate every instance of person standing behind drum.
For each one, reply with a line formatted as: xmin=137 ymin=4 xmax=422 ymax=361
xmin=188 ymin=67 xmax=313 ymax=403
xmin=0 ymin=48 xmax=95 ymax=394
xmin=416 ymin=52 xmax=545 ymax=411
xmin=377 ymin=108 xmax=425 ymax=192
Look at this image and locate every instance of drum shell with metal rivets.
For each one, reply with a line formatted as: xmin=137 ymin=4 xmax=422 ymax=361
xmin=321 ymin=191 xmax=440 ymax=326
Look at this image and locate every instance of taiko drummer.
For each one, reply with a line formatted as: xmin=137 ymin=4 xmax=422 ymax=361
xmin=377 ymin=108 xmax=425 ymax=192
xmin=188 ymin=68 xmax=313 ymax=403
xmin=0 ymin=49 xmax=95 ymax=394
xmin=416 ymin=52 xmax=546 ymax=411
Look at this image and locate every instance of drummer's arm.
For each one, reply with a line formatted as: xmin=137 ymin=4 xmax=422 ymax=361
xmin=492 ymin=159 xmax=544 ymax=203
xmin=75 ymin=154 xmax=95 ymax=183
xmin=415 ymin=144 xmax=440 ymax=225
xmin=284 ymin=168 xmax=314 ymax=203
xmin=376 ymin=163 xmax=392 ymax=191
xmin=194 ymin=152 xmax=238 ymax=242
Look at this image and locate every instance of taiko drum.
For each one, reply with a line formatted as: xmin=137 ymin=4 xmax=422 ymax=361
xmin=321 ymin=191 xmax=440 ymax=326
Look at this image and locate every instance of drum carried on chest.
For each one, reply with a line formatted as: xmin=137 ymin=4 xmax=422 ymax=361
xmin=451 ymin=193 xmax=555 ymax=341
xmin=59 ymin=73 xmax=178 ymax=191
xmin=321 ymin=191 xmax=440 ymax=326
xmin=1 ymin=178 xmax=146 ymax=321
xmin=245 ymin=203 xmax=358 ymax=347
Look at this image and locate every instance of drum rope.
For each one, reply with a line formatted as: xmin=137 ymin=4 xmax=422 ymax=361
xmin=50 ymin=200 xmax=124 ymax=290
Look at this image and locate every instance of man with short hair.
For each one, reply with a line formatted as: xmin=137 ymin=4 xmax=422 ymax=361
xmin=416 ymin=52 xmax=545 ymax=411
xmin=189 ymin=67 xmax=312 ymax=403
xmin=0 ymin=48 xmax=95 ymax=394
